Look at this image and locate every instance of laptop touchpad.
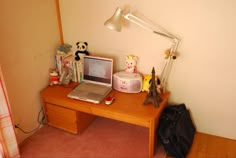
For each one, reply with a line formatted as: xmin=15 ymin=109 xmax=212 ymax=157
xmin=78 ymin=91 xmax=89 ymax=97
xmin=88 ymin=93 xmax=102 ymax=99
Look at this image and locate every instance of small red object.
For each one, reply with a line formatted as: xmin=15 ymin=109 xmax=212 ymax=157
xmin=105 ymin=96 xmax=115 ymax=105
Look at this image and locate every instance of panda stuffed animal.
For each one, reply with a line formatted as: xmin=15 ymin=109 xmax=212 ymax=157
xmin=75 ymin=42 xmax=89 ymax=61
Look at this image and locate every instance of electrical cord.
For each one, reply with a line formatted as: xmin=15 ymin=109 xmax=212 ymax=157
xmin=15 ymin=106 xmax=45 ymax=134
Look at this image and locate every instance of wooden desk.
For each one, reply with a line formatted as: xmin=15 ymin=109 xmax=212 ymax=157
xmin=40 ymin=84 xmax=169 ymax=158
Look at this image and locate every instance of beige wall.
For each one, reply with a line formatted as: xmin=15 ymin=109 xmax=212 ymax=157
xmin=59 ymin=0 xmax=236 ymax=139
xmin=0 ymin=1 xmax=60 ymax=142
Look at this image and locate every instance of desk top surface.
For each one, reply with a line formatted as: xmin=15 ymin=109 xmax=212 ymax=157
xmin=41 ymin=83 xmax=170 ymax=127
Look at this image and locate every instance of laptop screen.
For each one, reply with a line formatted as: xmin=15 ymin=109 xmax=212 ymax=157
xmin=83 ymin=56 xmax=113 ymax=86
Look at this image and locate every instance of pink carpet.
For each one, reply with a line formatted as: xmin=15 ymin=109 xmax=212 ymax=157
xmin=20 ymin=117 xmax=166 ymax=158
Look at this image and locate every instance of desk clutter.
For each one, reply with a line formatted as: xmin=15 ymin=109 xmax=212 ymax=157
xmin=52 ymin=42 xmax=89 ymax=85
xmin=49 ymin=43 xmax=163 ymax=107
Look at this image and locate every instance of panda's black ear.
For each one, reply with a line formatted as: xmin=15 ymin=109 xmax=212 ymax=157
xmin=76 ymin=42 xmax=80 ymax=46
xmin=84 ymin=42 xmax=88 ymax=46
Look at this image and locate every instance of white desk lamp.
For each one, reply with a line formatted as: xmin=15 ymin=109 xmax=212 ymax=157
xmin=104 ymin=7 xmax=180 ymax=92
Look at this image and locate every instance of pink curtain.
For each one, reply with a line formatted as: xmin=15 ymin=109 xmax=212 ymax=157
xmin=0 ymin=66 xmax=20 ymax=158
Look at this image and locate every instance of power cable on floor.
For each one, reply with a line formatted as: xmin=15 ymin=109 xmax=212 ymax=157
xmin=15 ymin=106 xmax=45 ymax=134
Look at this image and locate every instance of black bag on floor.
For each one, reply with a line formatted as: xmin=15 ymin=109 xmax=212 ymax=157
xmin=157 ymin=104 xmax=196 ymax=158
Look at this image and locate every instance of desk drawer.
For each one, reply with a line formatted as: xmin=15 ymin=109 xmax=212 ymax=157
xmin=45 ymin=103 xmax=78 ymax=134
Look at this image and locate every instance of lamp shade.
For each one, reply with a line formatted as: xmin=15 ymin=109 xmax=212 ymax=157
xmin=104 ymin=7 xmax=123 ymax=32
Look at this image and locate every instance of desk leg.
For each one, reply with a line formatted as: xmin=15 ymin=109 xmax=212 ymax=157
xmin=148 ymin=119 xmax=155 ymax=158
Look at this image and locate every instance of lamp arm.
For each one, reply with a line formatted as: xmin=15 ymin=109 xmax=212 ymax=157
xmin=124 ymin=12 xmax=180 ymax=92
xmin=124 ymin=13 xmax=178 ymax=41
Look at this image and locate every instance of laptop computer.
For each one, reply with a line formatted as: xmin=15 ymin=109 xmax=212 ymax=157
xmin=67 ymin=55 xmax=113 ymax=104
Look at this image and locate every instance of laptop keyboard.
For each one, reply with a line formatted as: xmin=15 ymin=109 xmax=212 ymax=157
xmin=76 ymin=83 xmax=110 ymax=94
